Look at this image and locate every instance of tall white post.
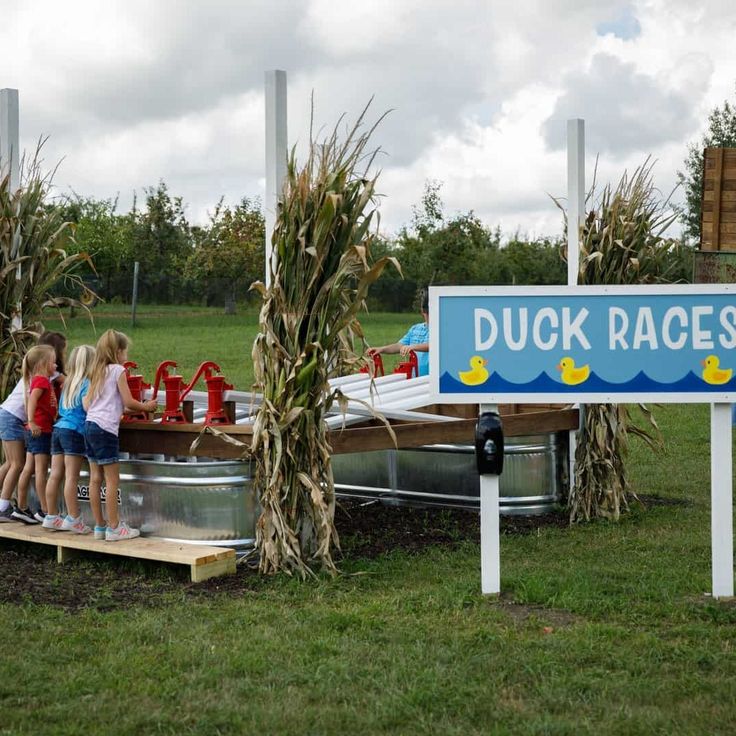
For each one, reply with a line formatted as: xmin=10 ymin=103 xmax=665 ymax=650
xmin=711 ymin=403 xmax=734 ymax=599
xmin=566 ymin=119 xmax=585 ymax=496
xmin=1 ymin=88 xmax=22 ymax=332
xmin=567 ymin=118 xmax=584 ymax=287
xmin=0 ymin=88 xmax=19 ymax=191
xmin=479 ymin=403 xmax=501 ymax=595
xmin=264 ymin=70 xmax=288 ymax=288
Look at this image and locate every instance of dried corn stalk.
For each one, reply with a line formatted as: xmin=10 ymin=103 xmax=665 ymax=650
xmin=1 ymin=146 xmax=92 ymax=401
xmin=557 ymin=160 xmax=679 ymax=521
xmin=250 ymin=107 xmax=398 ymax=577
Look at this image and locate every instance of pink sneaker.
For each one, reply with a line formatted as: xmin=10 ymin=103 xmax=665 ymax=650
xmin=105 ymin=521 xmax=140 ymax=542
xmin=61 ymin=515 xmax=91 ymax=535
xmin=41 ymin=514 xmax=65 ymax=531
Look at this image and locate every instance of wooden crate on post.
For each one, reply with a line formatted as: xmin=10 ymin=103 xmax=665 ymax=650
xmin=701 ymin=147 xmax=736 ymax=252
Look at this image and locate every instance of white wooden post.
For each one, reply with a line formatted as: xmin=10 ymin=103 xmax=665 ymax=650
xmin=1 ymin=88 xmax=22 ymax=332
xmin=711 ymin=402 xmax=734 ymax=599
xmin=479 ymin=403 xmax=501 ymax=595
xmin=264 ymin=70 xmax=287 ymax=288
xmin=566 ymin=119 xmax=584 ymax=286
xmin=0 ymin=88 xmax=19 ymax=190
xmin=566 ymin=119 xmax=585 ymax=493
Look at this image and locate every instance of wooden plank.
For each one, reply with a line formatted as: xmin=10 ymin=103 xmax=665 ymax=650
xmin=703 ymin=191 xmax=736 ymax=202
xmin=0 ymin=523 xmax=235 ymax=566
xmin=328 ymin=408 xmax=580 ymax=454
xmin=712 ymin=147 xmax=723 ymax=251
xmin=702 ymin=212 xmax=736 ymax=223
xmin=190 ymin=557 xmax=237 ymax=583
xmin=120 ymin=407 xmax=580 ymax=458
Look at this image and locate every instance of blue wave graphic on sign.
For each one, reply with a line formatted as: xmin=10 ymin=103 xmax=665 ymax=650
xmin=439 ymin=370 xmax=736 ymax=394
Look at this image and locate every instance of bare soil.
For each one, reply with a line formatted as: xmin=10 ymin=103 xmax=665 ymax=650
xmin=0 ymin=499 xmax=568 ymax=611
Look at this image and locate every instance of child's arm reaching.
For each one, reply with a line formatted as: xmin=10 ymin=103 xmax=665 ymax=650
xmin=116 ymin=372 xmax=157 ymax=414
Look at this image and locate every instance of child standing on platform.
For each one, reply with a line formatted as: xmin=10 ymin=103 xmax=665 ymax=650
xmin=20 ymin=345 xmax=59 ymax=522
xmin=42 ymin=345 xmax=95 ymax=533
xmin=0 ymin=333 xmax=66 ymax=523
xmin=84 ymin=330 xmax=157 ymax=542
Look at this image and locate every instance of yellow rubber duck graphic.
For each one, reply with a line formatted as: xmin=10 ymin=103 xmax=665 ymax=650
xmin=557 ymin=357 xmax=590 ymax=386
xmin=458 ymin=356 xmax=489 ymax=386
xmin=701 ymin=355 xmax=733 ymax=385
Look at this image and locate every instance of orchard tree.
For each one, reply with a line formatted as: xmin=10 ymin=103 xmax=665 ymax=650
xmin=186 ymin=197 xmax=265 ymax=311
xmin=677 ymin=85 xmax=736 ymax=242
xmin=130 ymin=182 xmax=192 ymax=303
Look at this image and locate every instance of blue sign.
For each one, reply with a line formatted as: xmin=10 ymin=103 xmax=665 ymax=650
xmin=430 ymin=285 xmax=736 ymax=403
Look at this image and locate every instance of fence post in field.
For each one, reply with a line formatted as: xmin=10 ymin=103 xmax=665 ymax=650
xmin=131 ymin=261 xmax=140 ymax=327
xmin=264 ymin=70 xmax=288 ymax=288
xmin=1 ymin=88 xmax=21 ymax=331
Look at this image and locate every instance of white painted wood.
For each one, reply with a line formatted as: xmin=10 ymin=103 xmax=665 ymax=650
xmin=479 ymin=403 xmax=501 ymax=595
xmin=711 ymin=402 xmax=734 ymax=599
xmin=264 ymin=70 xmax=287 ymax=288
xmin=566 ymin=119 xmax=584 ymax=507
xmin=0 ymin=88 xmax=19 ymax=191
xmin=567 ymin=118 xmax=584 ymax=288
xmin=1 ymin=88 xmax=22 ymax=332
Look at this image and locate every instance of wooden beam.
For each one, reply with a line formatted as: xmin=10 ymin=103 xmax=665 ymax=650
xmin=712 ymin=147 xmax=724 ymax=251
xmin=119 ymin=409 xmax=580 ymax=459
xmin=329 ymin=408 xmax=579 ymax=454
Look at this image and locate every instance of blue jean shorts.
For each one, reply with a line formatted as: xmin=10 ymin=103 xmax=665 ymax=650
xmin=84 ymin=421 xmax=119 ymax=465
xmin=51 ymin=427 xmax=87 ymax=457
xmin=0 ymin=408 xmax=26 ymax=442
xmin=26 ymin=430 xmax=52 ymax=455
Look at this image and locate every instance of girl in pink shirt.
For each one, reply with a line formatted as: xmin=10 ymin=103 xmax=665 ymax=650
xmin=83 ymin=330 xmax=157 ymax=542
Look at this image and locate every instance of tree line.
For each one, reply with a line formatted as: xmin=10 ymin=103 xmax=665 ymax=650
xmin=59 ymin=81 xmax=736 ymax=315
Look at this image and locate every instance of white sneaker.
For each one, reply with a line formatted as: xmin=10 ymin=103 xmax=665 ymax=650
xmin=105 ymin=521 xmax=140 ymax=542
xmin=41 ymin=514 xmax=64 ymax=531
xmin=93 ymin=525 xmax=107 ymax=540
xmin=61 ymin=515 xmax=91 ymax=535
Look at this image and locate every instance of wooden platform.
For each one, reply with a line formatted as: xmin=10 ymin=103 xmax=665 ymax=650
xmin=0 ymin=523 xmax=237 ymax=582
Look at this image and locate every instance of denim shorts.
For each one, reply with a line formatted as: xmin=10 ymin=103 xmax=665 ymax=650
xmin=0 ymin=408 xmax=26 ymax=442
xmin=26 ymin=430 xmax=52 ymax=455
xmin=84 ymin=421 xmax=119 ymax=465
xmin=51 ymin=427 xmax=87 ymax=457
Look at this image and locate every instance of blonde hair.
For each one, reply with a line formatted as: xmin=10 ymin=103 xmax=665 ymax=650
xmin=61 ymin=345 xmax=95 ymax=410
xmin=22 ymin=345 xmax=56 ymax=417
xmin=88 ymin=330 xmax=130 ymax=402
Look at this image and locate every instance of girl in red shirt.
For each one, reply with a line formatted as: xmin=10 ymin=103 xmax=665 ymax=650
xmin=22 ymin=345 xmax=58 ymax=521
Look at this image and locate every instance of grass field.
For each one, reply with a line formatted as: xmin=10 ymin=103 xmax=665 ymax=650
xmin=1 ymin=305 xmax=735 ymax=735
xmin=43 ymin=304 xmax=415 ymax=389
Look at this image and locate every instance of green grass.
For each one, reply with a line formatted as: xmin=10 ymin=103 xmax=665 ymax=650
xmin=2 ymin=306 xmax=735 ymax=735
xmin=45 ymin=304 xmax=414 ymax=389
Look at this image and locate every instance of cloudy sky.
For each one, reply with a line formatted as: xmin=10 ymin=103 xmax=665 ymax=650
xmin=2 ymin=0 xmax=734 ymax=238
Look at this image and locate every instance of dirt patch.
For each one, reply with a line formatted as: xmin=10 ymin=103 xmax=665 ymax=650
xmin=0 ymin=500 xmax=569 ymax=611
xmin=496 ymin=597 xmax=581 ymax=629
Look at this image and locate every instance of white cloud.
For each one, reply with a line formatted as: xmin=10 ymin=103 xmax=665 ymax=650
xmin=1 ymin=0 xmax=734 ymax=237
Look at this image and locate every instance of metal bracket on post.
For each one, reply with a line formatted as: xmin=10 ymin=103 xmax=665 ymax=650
xmin=477 ymin=405 xmax=504 ymax=596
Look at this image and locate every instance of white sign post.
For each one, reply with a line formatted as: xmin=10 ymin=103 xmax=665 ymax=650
xmin=479 ymin=403 xmax=501 ymax=595
xmin=711 ymin=402 xmax=734 ymax=598
xmin=264 ymin=70 xmax=287 ymax=288
xmin=431 ymin=284 xmax=735 ymax=600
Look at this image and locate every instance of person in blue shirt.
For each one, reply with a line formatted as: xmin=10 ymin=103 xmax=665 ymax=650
xmin=369 ymin=291 xmax=430 ymax=377
xmin=41 ymin=345 xmax=95 ymax=533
